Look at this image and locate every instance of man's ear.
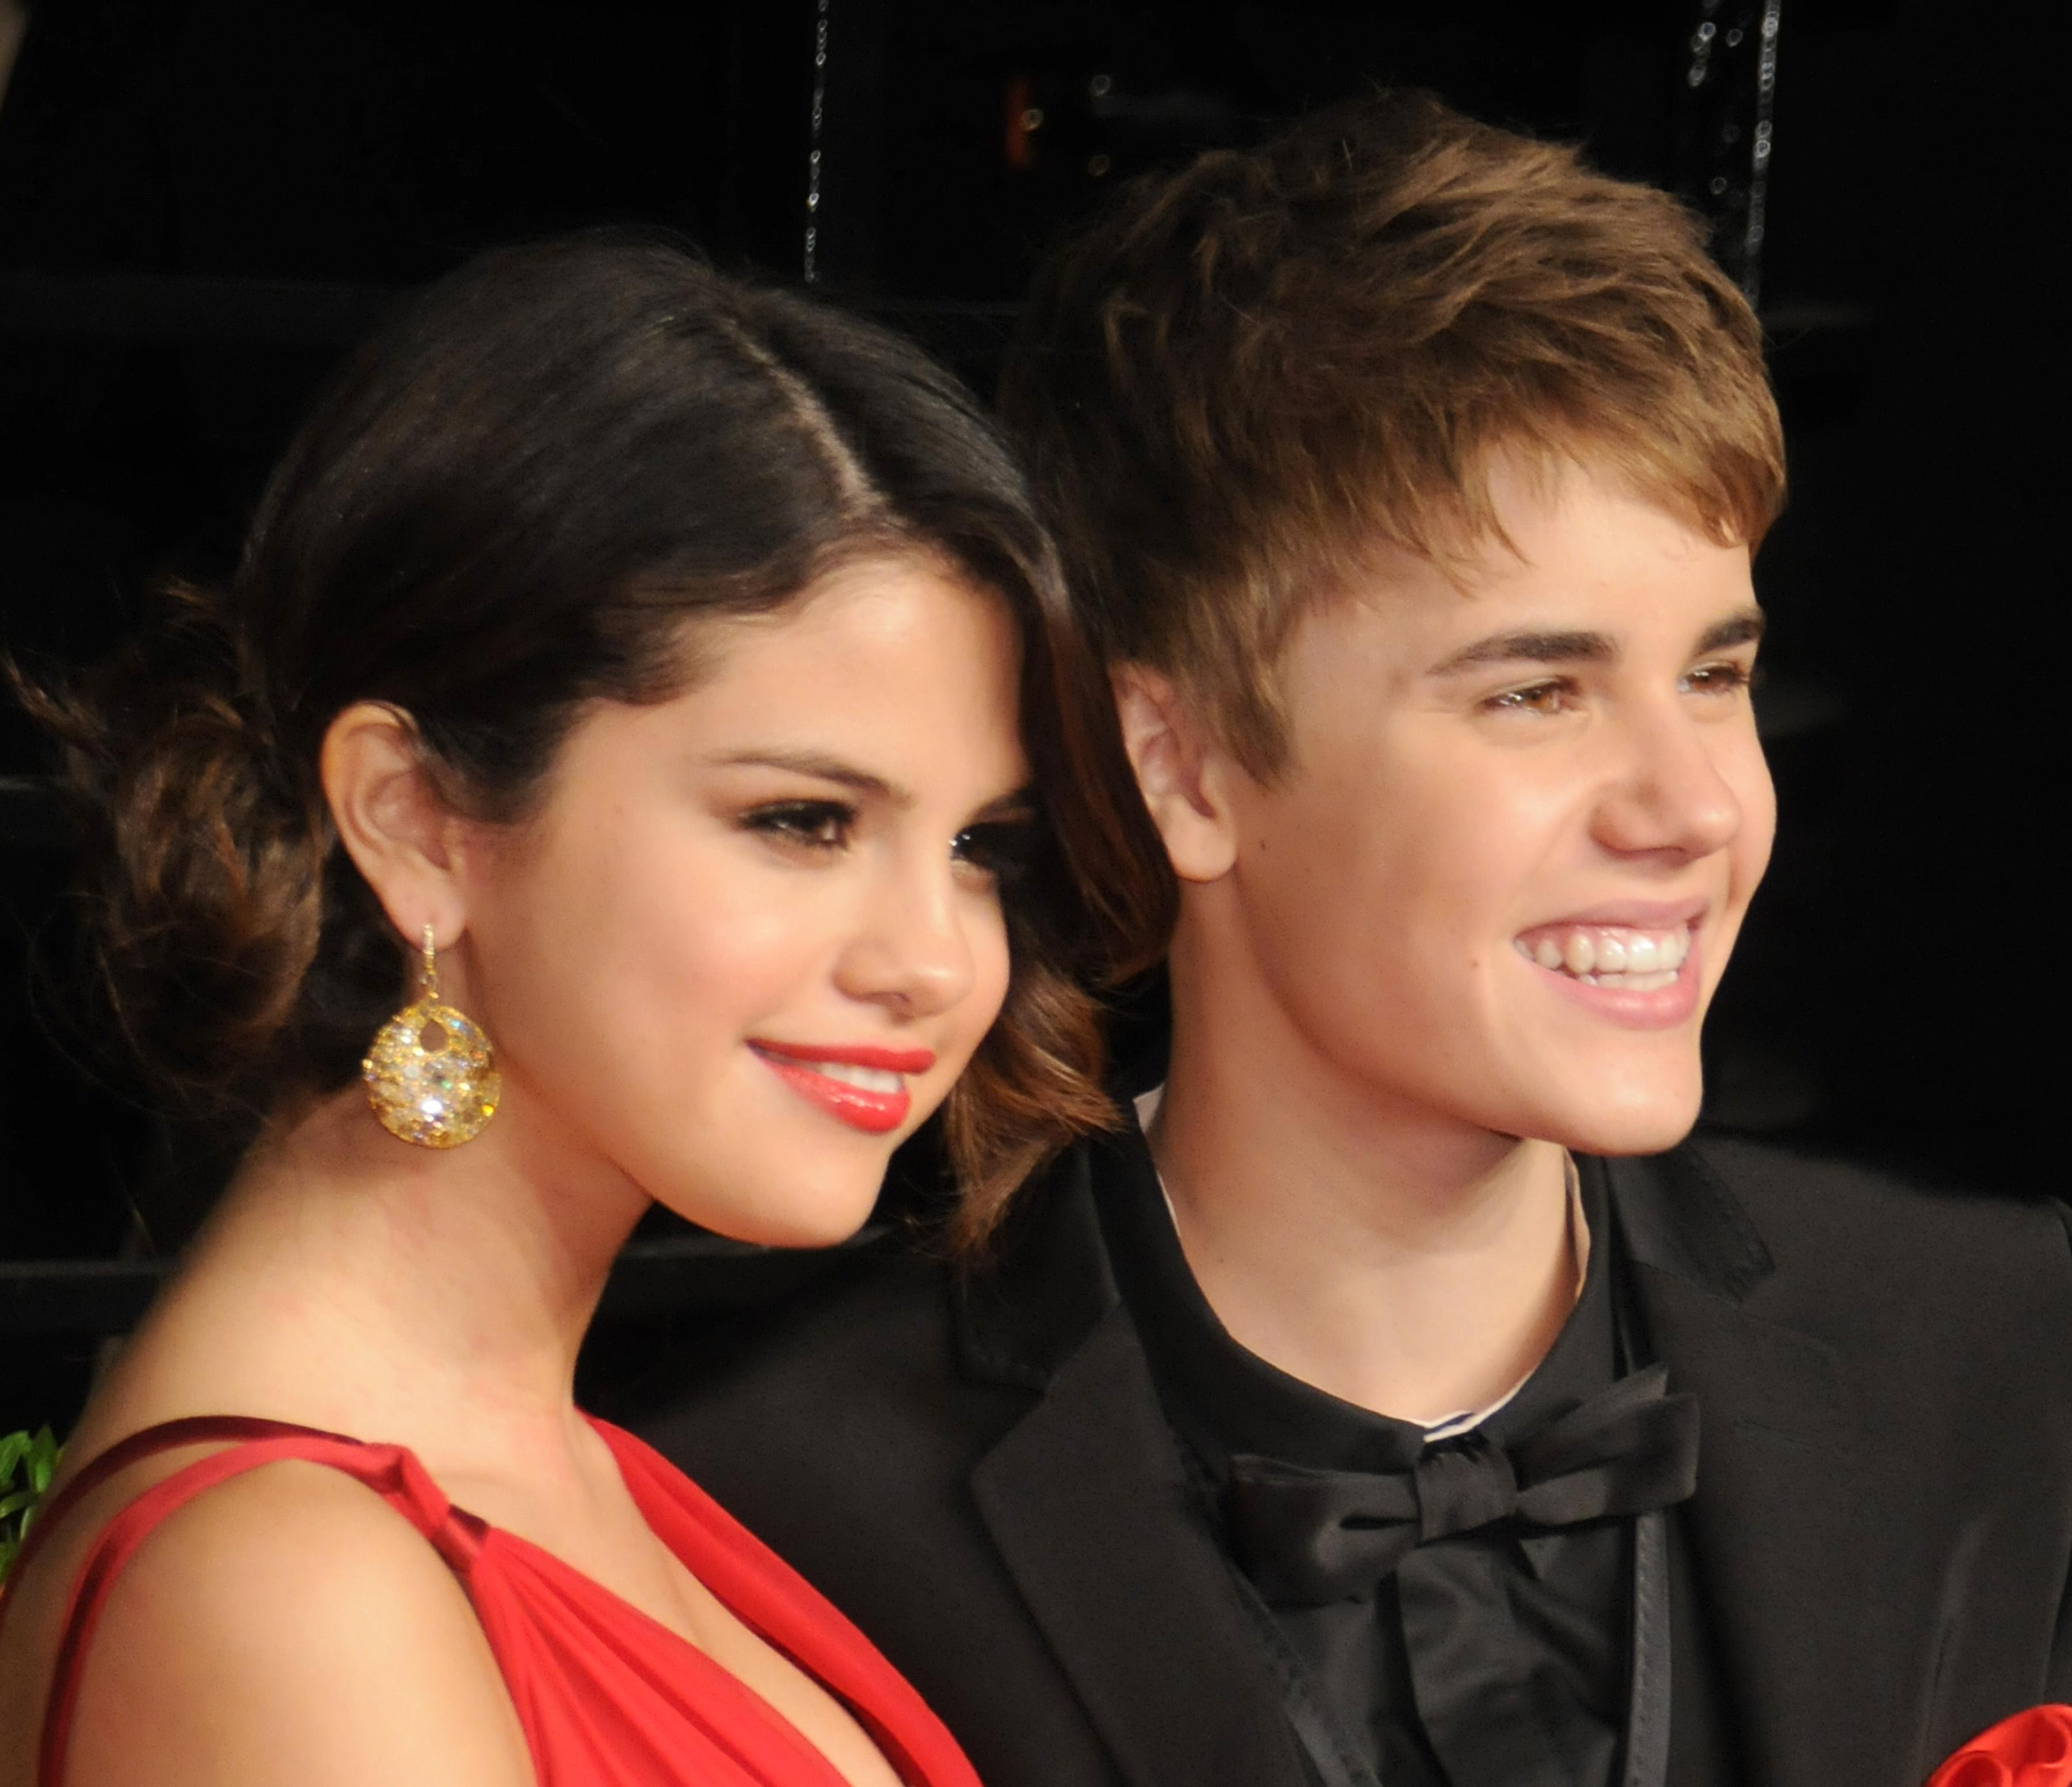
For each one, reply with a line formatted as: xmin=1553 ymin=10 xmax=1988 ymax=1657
xmin=321 ymin=702 xmax=473 ymax=952
xmin=1111 ymin=665 xmax=1240 ymax=883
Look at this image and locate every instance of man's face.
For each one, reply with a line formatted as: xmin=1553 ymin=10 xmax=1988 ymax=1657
xmin=1179 ymin=456 xmax=1774 ymax=1155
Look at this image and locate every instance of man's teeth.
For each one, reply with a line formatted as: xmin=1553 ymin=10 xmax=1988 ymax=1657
xmin=1518 ymin=925 xmax=1691 ymax=988
xmin=809 ymin=1062 xmax=905 ymax=1093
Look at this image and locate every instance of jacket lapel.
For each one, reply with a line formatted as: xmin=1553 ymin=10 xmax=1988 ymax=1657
xmin=958 ymin=1148 xmax=1314 ymax=1787
xmin=1605 ymin=1150 xmax=1909 ymax=1787
xmin=958 ymin=1138 xmax=1915 ymax=1787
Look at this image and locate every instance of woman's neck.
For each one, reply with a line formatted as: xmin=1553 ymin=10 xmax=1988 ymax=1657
xmin=81 ymin=1082 xmax=650 ymax=1488
xmin=1152 ymin=971 xmax=1577 ymax=1428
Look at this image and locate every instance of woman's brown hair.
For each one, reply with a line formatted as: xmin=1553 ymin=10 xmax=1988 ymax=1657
xmin=29 ymin=233 xmax=1159 ymax=1253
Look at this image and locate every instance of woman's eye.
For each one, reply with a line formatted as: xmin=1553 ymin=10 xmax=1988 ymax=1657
xmin=1483 ymin=679 xmax=1575 ymax=716
xmin=742 ymin=800 xmax=855 ymax=851
xmin=951 ymin=819 xmax=1040 ymax=887
xmin=1683 ymin=660 xmax=1756 ymax=697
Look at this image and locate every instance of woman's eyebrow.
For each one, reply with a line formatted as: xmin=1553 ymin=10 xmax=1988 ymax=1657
xmin=966 ymin=785 xmax=1038 ymax=823
xmin=706 ymin=748 xmax=905 ymax=804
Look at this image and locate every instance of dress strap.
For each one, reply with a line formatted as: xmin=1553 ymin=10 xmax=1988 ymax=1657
xmin=12 ymin=1416 xmax=353 ymax=1588
xmin=9 ymin=1418 xmax=485 ymax=1787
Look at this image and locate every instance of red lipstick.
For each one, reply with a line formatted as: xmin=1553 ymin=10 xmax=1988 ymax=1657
xmin=749 ymin=1040 xmax=937 ymax=1073
xmin=749 ymin=1039 xmax=935 ymax=1135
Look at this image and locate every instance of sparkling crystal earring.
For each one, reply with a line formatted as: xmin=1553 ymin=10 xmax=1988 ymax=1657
xmin=361 ymin=925 xmax=501 ymax=1147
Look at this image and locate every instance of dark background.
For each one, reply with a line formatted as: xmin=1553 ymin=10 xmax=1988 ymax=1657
xmin=0 ymin=0 xmax=2056 ymax=1436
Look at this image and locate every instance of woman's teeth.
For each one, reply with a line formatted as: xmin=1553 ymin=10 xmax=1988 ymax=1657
xmin=1517 ymin=924 xmax=1692 ymax=989
xmin=806 ymin=1061 xmax=905 ymax=1093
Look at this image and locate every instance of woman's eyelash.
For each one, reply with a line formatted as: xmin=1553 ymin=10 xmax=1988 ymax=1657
xmin=742 ymin=804 xmax=1042 ymax=880
xmin=741 ymin=800 xmax=855 ymax=849
xmin=952 ymin=819 xmax=1041 ymax=884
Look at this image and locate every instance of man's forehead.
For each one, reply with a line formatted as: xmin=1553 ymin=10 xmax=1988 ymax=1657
xmin=1336 ymin=448 xmax=1747 ymax=588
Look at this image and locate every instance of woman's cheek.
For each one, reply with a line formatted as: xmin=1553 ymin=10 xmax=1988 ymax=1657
xmin=942 ymin=912 xmax=1014 ymax=1082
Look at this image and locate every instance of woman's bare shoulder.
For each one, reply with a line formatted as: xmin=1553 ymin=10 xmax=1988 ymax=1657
xmin=3 ymin=1457 xmax=535 ymax=1787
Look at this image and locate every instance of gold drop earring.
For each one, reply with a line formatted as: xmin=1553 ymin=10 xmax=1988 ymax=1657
xmin=362 ymin=925 xmax=501 ymax=1147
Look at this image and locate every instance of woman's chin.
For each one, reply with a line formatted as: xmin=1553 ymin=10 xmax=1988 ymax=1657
xmin=658 ymin=1180 xmax=887 ymax=1253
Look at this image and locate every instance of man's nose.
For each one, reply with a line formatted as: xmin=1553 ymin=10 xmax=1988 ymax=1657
xmin=1590 ymin=704 xmax=1750 ymax=864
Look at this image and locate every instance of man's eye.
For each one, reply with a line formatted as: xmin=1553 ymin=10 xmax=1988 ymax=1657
xmin=952 ymin=819 xmax=1041 ymax=885
xmin=1483 ymin=679 xmax=1575 ymax=716
xmin=1684 ymin=660 xmax=1756 ymax=697
xmin=742 ymin=801 xmax=855 ymax=851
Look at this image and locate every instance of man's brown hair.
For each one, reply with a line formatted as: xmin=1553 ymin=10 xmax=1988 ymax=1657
xmin=1000 ymin=89 xmax=1787 ymax=789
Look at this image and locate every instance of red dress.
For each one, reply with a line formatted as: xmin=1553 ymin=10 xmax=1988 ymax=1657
xmin=1 ymin=1414 xmax=984 ymax=1787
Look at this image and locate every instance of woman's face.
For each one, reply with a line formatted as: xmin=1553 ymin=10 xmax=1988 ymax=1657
xmin=454 ymin=554 xmax=1032 ymax=1246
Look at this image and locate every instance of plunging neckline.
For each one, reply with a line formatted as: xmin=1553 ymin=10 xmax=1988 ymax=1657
xmin=477 ymin=1427 xmax=897 ymax=1786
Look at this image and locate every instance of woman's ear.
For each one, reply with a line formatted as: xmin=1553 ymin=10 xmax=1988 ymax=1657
xmin=319 ymin=702 xmax=471 ymax=948
xmin=1110 ymin=666 xmax=1241 ymax=884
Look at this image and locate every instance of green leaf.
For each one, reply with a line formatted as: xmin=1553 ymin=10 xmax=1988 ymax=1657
xmin=0 ymin=1427 xmax=66 ymax=1575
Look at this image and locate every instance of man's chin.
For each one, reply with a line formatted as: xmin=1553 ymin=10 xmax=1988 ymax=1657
xmin=1519 ymin=1083 xmax=1703 ymax=1160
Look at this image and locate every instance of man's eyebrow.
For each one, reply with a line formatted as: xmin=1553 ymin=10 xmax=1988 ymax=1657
xmin=1695 ymin=608 xmax=1766 ymax=653
xmin=1428 ymin=607 xmax=1766 ymax=675
xmin=707 ymin=748 xmax=907 ymax=804
xmin=1429 ymin=629 xmax=1618 ymax=675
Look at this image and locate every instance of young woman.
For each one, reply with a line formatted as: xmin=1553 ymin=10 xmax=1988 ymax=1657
xmin=0 ymin=235 xmax=1145 ymax=1787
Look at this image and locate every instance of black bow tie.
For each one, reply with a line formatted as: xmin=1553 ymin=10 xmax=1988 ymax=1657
xmin=1223 ymin=1362 xmax=1700 ymax=1606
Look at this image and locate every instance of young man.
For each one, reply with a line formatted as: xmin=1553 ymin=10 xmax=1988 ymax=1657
xmin=627 ymin=94 xmax=2072 ymax=1787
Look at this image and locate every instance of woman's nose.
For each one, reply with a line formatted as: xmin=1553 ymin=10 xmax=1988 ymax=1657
xmin=833 ymin=859 xmax=980 ymax=1019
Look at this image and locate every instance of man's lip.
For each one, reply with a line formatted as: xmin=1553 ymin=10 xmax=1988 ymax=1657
xmin=1530 ymin=940 xmax=1703 ymax=1029
xmin=1518 ymin=897 xmax=1711 ymax=932
xmin=747 ymin=1039 xmax=937 ymax=1074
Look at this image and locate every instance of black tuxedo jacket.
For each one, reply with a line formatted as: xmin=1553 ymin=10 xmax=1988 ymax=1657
xmin=624 ymin=1135 xmax=2072 ymax=1787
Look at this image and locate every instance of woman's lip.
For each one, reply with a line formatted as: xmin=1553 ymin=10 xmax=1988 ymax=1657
xmin=1527 ymin=935 xmax=1704 ymax=1030
xmin=757 ymin=1054 xmax=913 ymax=1135
xmin=746 ymin=1039 xmax=936 ymax=1074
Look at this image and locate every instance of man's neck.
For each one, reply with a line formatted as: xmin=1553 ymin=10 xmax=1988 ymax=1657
xmin=1150 ymin=969 xmax=1578 ymax=1427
